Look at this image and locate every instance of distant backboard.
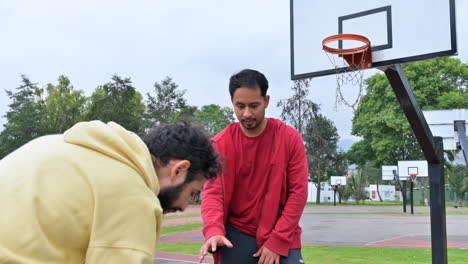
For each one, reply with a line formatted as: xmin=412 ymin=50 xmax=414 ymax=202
xmin=290 ymin=0 xmax=457 ymax=80
xmin=398 ymin=160 xmax=428 ymax=179
xmin=422 ymin=109 xmax=468 ymax=150
xmin=330 ymin=176 xmax=347 ymax=186
xmin=382 ymin=165 xmax=398 ymax=181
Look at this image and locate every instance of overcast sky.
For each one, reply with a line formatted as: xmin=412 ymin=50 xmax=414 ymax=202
xmin=1 ymin=0 xmax=467 ymax=144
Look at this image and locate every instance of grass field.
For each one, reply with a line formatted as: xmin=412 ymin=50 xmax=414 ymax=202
xmin=306 ymin=201 xmax=405 ymax=206
xmin=304 ymin=211 xmax=468 ymax=215
xmin=306 ymin=201 xmax=466 ymax=207
xmin=158 ymin=205 xmax=467 ymax=262
xmin=157 ymin=242 xmax=468 ymax=263
xmin=160 ymin=222 xmax=203 ymax=237
xmin=162 ymin=213 xmax=200 ymax=220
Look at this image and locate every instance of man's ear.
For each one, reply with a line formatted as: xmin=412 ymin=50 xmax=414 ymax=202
xmin=264 ymin=95 xmax=270 ymax=108
xmin=170 ymin=160 xmax=191 ymax=183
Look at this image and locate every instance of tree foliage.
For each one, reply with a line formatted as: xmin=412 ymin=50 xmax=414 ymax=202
xmin=350 ymin=167 xmax=369 ymax=205
xmin=327 ymin=151 xmax=350 ymax=204
xmin=0 ymin=75 xmax=44 ymax=158
xmin=361 ymin=160 xmax=382 ymax=201
xmin=277 ymin=79 xmax=319 ymax=136
xmin=338 ymin=184 xmax=354 ymax=203
xmin=304 ymin=113 xmax=339 ymax=204
xmin=87 ymin=75 xmax=146 ymax=135
xmin=278 ymin=79 xmax=341 ymax=204
xmin=278 ymin=79 xmax=340 ymax=204
xmin=0 ymin=74 xmax=233 ymax=159
xmin=351 ymin=58 xmax=468 ymax=167
xmin=42 ymin=75 xmax=87 ymax=134
xmin=145 ymin=77 xmax=191 ymax=127
xmin=326 ymin=151 xmax=349 ymax=178
xmin=447 ymin=164 xmax=468 ymax=207
xmin=305 ymin=114 xmax=339 ymax=182
xmin=194 ymin=104 xmax=235 ymax=137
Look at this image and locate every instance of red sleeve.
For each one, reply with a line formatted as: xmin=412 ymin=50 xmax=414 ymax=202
xmin=264 ymin=130 xmax=308 ymax=256
xmin=201 ymin=143 xmax=226 ymax=240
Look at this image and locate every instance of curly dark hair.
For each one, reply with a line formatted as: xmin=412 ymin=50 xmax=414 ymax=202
xmin=229 ymin=69 xmax=269 ymax=98
xmin=143 ymin=119 xmax=221 ymax=182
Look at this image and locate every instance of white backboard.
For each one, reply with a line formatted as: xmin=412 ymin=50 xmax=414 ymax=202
xmin=290 ymin=0 xmax=457 ymax=79
xmin=382 ymin=165 xmax=398 ymax=181
xmin=330 ymin=176 xmax=347 ymax=186
xmin=422 ymin=109 xmax=468 ymax=150
xmin=398 ymin=160 xmax=428 ymax=178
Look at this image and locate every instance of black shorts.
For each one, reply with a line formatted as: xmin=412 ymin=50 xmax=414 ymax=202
xmin=219 ymin=224 xmax=305 ymax=264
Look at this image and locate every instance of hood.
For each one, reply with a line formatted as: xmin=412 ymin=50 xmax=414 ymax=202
xmin=63 ymin=121 xmax=159 ymax=195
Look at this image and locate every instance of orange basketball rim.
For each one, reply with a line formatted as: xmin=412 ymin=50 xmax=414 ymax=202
xmin=322 ymin=34 xmax=372 ymax=69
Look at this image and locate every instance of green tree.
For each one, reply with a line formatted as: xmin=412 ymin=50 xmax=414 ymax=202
xmin=326 ymin=151 xmax=349 ymax=203
xmin=326 ymin=151 xmax=349 ymax=178
xmin=361 ymin=161 xmax=382 ymax=201
xmin=277 ymin=79 xmax=319 ymax=136
xmin=87 ymin=75 xmax=146 ymax=135
xmin=304 ymin=113 xmax=339 ymax=204
xmin=0 ymin=75 xmax=44 ymax=158
xmin=350 ymin=168 xmax=369 ymax=205
xmin=145 ymin=77 xmax=192 ymax=127
xmin=338 ymin=184 xmax=354 ymax=203
xmin=194 ymin=104 xmax=235 ymax=137
xmin=351 ymin=58 xmax=468 ymax=167
xmin=42 ymin=75 xmax=87 ymax=134
xmin=278 ymin=79 xmax=330 ymax=203
xmin=447 ymin=164 xmax=468 ymax=207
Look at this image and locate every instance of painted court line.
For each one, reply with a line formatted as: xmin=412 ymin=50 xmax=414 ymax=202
xmin=155 ymin=252 xmax=214 ymax=264
xmin=365 ymin=234 xmax=413 ymax=246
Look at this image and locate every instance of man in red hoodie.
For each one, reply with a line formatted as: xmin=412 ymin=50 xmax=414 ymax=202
xmin=199 ymin=69 xmax=308 ymax=264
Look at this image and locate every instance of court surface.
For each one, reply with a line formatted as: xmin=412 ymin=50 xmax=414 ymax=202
xmin=155 ymin=205 xmax=468 ymax=263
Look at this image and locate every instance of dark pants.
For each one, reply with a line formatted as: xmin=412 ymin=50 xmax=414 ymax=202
xmin=219 ymin=225 xmax=305 ymax=264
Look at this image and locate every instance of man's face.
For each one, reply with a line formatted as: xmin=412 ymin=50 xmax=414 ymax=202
xmin=158 ymin=176 xmax=206 ymax=214
xmin=231 ymin=86 xmax=269 ymax=132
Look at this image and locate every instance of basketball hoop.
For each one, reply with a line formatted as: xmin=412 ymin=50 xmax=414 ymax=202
xmin=410 ymin=173 xmax=418 ymax=181
xmin=322 ymin=34 xmax=372 ymax=110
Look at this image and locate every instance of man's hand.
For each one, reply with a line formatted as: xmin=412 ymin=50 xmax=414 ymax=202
xmin=253 ymin=246 xmax=280 ymax=264
xmin=199 ymin=235 xmax=233 ymax=263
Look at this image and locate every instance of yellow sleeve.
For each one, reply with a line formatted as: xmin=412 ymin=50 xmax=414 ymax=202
xmin=86 ymin=246 xmax=153 ymax=264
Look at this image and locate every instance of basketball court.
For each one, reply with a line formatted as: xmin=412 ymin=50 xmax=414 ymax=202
xmin=154 ymin=205 xmax=468 ymax=263
xmin=156 ymin=1 xmax=461 ymax=263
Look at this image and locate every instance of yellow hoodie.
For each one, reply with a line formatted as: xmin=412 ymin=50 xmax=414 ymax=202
xmin=0 ymin=121 xmax=163 ymax=264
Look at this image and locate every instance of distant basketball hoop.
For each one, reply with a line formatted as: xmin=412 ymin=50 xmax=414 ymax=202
xmin=322 ymin=34 xmax=372 ymax=110
xmin=410 ymin=173 xmax=418 ymax=181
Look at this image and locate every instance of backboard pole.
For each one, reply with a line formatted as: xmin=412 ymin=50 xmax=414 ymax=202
xmin=454 ymin=120 xmax=468 ymax=164
xmin=392 ymin=170 xmax=406 ymax=213
xmin=333 ymin=186 xmax=338 ymax=206
xmin=383 ymin=64 xmax=447 ymax=264
xmin=429 ymin=137 xmax=448 ymax=264
xmin=410 ymin=180 xmax=414 ymax=214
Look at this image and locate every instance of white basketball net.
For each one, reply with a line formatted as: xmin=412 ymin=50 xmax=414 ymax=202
xmin=324 ymin=52 xmax=368 ymax=111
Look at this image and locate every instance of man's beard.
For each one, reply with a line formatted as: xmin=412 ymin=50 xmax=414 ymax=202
xmin=158 ymin=181 xmax=186 ymax=213
xmin=241 ymin=116 xmax=263 ymax=130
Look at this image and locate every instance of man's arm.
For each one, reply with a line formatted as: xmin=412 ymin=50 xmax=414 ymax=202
xmin=199 ymin=172 xmax=234 ymax=262
xmin=263 ymin=130 xmax=308 ymax=256
xmin=201 ymin=173 xmax=226 ymax=240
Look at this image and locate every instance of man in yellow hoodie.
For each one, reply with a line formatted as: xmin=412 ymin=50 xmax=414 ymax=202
xmin=0 ymin=120 xmax=221 ymax=264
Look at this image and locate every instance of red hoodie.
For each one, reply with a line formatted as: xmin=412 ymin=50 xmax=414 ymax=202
xmin=201 ymin=118 xmax=308 ymax=263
